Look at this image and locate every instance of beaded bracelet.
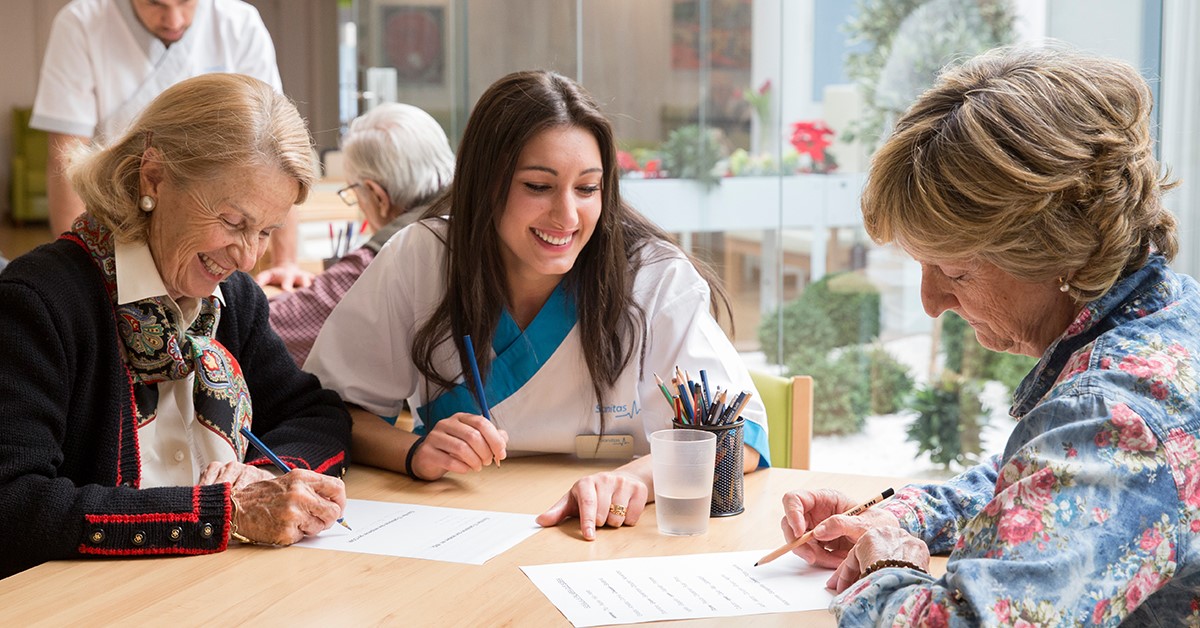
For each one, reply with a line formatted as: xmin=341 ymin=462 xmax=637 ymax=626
xmin=405 ymin=435 xmax=429 ymax=481
xmin=860 ymin=559 xmax=928 ymax=578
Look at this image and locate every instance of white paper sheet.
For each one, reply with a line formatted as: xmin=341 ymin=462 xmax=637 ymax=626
xmin=521 ymin=550 xmax=834 ymax=626
xmin=293 ymin=498 xmax=542 ymax=565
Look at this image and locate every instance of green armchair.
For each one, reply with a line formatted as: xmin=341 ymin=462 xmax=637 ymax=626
xmin=10 ymin=107 xmax=49 ymax=224
xmin=749 ymin=370 xmax=813 ymax=470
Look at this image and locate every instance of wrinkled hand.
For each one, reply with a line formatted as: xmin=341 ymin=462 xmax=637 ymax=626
xmin=829 ymin=527 xmax=930 ymax=592
xmin=230 ymin=469 xmax=347 ymax=546
xmin=255 ymin=262 xmax=314 ymax=292
xmin=198 ymin=460 xmax=276 ymax=490
xmin=536 ymin=471 xmax=649 ymax=541
xmin=410 ymin=413 xmax=508 ymax=480
xmin=780 ymin=488 xmax=901 ymax=568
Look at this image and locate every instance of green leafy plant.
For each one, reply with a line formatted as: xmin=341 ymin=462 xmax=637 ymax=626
xmin=659 ymin=124 xmax=727 ymax=187
xmin=759 ymin=272 xmax=881 ymax=358
xmin=907 ymin=373 xmax=984 ymax=466
xmin=727 ymin=148 xmax=801 ymax=177
xmin=788 ymin=347 xmax=867 ymax=435
xmin=864 ymin=345 xmax=915 ymax=415
xmin=842 ymin=0 xmax=1015 ymax=150
xmin=786 ymin=345 xmax=913 ymax=435
xmin=761 ymin=272 xmax=907 ymax=435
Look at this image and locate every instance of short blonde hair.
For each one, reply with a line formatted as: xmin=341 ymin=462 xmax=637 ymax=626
xmin=862 ymin=45 xmax=1177 ymax=302
xmin=69 ymin=73 xmax=315 ymax=242
xmin=342 ymin=103 xmax=454 ymax=220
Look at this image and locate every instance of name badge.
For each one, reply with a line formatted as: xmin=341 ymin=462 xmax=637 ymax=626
xmin=574 ymin=434 xmax=634 ymax=459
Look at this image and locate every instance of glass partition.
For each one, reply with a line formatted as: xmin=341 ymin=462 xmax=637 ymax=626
xmin=341 ymin=0 xmax=1164 ymax=478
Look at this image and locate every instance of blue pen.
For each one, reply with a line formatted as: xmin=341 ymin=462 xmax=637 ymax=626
xmin=239 ymin=426 xmax=351 ymax=530
xmin=462 ymin=335 xmax=502 ymax=468
xmin=462 ymin=335 xmax=492 ymax=420
xmin=699 ymin=369 xmax=712 ymax=408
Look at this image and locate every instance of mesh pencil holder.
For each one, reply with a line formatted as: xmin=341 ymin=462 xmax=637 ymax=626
xmin=673 ymin=418 xmax=744 ymax=517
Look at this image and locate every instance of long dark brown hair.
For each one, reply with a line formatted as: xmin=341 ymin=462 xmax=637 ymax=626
xmin=413 ymin=70 xmax=730 ymax=414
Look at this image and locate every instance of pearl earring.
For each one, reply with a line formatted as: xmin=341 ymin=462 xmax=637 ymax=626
xmin=1059 ymin=278 xmax=1071 ymax=293
xmin=139 ymin=195 xmax=156 ymax=212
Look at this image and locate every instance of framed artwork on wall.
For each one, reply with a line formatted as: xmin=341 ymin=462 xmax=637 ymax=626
xmin=370 ymin=0 xmax=452 ymax=87
xmin=671 ymin=0 xmax=752 ymax=70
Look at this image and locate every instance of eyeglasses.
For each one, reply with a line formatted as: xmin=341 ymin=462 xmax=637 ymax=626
xmin=336 ymin=183 xmax=362 ymax=206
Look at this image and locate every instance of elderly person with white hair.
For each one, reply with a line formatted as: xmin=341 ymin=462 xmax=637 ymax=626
xmin=269 ymin=103 xmax=455 ymax=366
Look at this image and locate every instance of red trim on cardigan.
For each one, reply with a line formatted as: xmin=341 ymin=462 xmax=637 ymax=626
xmin=127 ymin=363 xmax=143 ymax=487
xmin=84 ymin=486 xmax=205 ymax=524
xmin=312 ymin=451 xmax=346 ymax=475
xmin=85 ymin=511 xmax=200 ymax=524
xmin=69 ymin=231 xmax=148 ymax=489
xmin=77 ymin=546 xmax=220 ymax=557
xmin=60 ymin=233 xmax=85 ymax=247
xmin=119 ymin=364 xmax=138 ymax=488
xmin=221 ymin=483 xmax=232 ymax=551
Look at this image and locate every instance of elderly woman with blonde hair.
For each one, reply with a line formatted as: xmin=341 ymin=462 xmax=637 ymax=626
xmin=776 ymin=46 xmax=1199 ymax=625
xmin=269 ymin=102 xmax=455 ymax=366
xmin=0 ymin=73 xmax=352 ymax=577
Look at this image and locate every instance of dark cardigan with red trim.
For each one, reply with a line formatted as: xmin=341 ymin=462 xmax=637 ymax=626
xmin=0 ymin=238 xmax=352 ymax=578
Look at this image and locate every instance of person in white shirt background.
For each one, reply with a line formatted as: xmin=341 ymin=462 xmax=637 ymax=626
xmin=31 ymin=0 xmax=312 ymax=290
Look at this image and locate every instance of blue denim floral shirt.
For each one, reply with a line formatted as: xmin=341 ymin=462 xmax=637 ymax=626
xmin=835 ymin=256 xmax=1200 ymax=626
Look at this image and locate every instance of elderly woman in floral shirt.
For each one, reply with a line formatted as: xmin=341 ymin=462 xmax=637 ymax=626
xmin=778 ymin=46 xmax=1200 ymax=626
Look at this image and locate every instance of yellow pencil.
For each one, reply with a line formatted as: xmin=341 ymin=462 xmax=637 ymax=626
xmin=754 ymin=488 xmax=894 ymax=567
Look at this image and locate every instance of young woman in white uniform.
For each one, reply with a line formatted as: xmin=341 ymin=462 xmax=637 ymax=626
xmin=306 ymin=70 xmax=770 ymax=540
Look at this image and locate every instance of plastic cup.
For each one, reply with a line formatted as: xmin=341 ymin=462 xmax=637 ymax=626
xmin=650 ymin=428 xmax=716 ymax=536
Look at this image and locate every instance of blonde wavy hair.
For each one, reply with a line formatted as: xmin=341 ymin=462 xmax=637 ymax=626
xmin=69 ymin=73 xmax=315 ymax=242
xmin=862 ymin=45 xmax=1177 ymax=302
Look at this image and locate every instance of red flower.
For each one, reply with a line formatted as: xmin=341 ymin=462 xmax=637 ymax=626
xmin=617 ymin=150 xmax=638 ymax=172
xmin=790 ymin=120 xmax=834 ymax=161
xmin=997 ymin=506 xmax=1043 ymax=545
xmin=1140 ymin=527 xmax=1164 ymax=551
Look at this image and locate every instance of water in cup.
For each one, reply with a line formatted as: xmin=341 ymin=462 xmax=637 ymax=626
xmin=655 ymin=493 xmax=711 ymax=535
xmin=650 ymin=429 xmax=715 ymax=536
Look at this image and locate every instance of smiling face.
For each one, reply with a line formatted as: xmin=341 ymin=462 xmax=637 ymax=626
xmin=496 ymin=125 xmax=603 ymax=307
xmin=140 ymin=156 xmax=297 ymax=300
xmin=914 ymin=254 xmax=1080 ymax=358
xmin=131 ymin=0 xmax=197 ymax=45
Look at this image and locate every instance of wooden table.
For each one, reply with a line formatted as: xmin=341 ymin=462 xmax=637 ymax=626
xmin=0 ymin=458 xmax=942 ymax=626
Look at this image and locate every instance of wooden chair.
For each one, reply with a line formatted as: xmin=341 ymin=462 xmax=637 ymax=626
xmin=748 ymin=370 xmax=813 ymax=470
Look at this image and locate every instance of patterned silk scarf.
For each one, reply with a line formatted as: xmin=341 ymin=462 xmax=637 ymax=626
xmin=64 ymin=213 xmax=251 ymax=458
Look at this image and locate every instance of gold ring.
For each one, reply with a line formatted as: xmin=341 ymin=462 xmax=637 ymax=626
xmin=609 ymin=503 xmax=627 ymax=517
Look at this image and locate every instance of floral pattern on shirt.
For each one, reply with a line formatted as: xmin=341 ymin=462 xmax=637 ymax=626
xmin=834 ymin=257 xmax=1200 ymax=627
xmin=991 ymin=598 xmax=1063 ymax=626
xmin=958 ymin=458 xmax=1077 ymax=555
xmin=1163 ymin=428 xmax=1200 ymax=524
xmin=1087 ymin=514 xmax=1176 ymax=622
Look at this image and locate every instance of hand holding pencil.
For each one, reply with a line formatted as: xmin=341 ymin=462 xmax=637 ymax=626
xmin=757 ymin=487 xmax=898 ymax=567
xmin=220 ymin=426 xmax=350 ymax=545
xmin=394 ymin=336 xmax=509 ymax=481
